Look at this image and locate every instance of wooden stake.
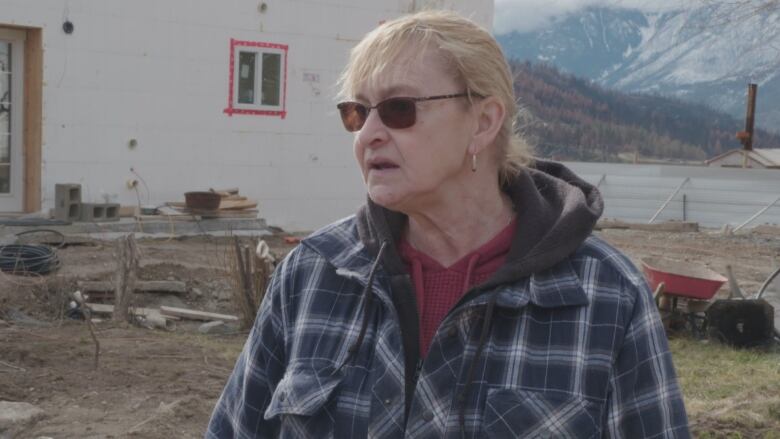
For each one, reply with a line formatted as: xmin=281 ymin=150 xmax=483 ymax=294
xmin=74 ymin=291 xmax=100 ymax=369
xmin=233 ymin=237 xmax=257 ymax=329
xmin=114 ymin=234 xmax=139 ymax=322
xmin=243 ymin=244 xmax=256 ymax=311
xmin=725 ymin=265 xmax=745 ymax=299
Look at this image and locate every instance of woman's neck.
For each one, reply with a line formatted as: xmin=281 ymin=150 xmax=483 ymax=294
xmin=403 ymin=185 xmax=514 ymax=268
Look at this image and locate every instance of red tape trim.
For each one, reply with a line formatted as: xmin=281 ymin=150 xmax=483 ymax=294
xmin=224 ymin=38 xmax=289 ymax=118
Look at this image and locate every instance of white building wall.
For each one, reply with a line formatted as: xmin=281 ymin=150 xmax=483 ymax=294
xmin=0 ymin=0 xmax=494 ymax=230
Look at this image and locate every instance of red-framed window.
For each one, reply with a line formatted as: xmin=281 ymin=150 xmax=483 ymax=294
xmin=224 ymin=39 xmax=288 ymax=118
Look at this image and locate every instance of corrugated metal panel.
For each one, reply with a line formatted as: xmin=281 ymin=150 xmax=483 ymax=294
xmin=707 ymin=149 xmax=779 ymax=168
xmin=565 ymin=162 xmax=780 ymax=228
xmin=756 ymin=149 xmax=780 ymax=164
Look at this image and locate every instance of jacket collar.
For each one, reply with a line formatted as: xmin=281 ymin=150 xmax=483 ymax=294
xmin=469 ymin=258 xmax=589 ymax=310
xmin=303 ymin=216 xmax=588 ymax=311
xmin=302 ymin=215 xmax=390 ymax=290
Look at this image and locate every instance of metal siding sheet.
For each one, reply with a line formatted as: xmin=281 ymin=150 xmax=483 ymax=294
xmin=567 ymin=162 xmax=780 ymax=229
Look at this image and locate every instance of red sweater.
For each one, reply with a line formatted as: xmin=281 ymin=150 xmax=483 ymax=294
xmin=399 ymin=218 xmax=517 ymax=357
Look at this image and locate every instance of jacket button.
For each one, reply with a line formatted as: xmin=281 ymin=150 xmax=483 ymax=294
xmin=384 ymin=398 xmax=392 ymax=405
xmin=422 ymin=411 xmax=434 ymax=422
xmin=447 ymin=326 xmax=458 ymax=338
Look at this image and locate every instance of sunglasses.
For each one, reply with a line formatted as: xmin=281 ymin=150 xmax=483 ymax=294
xmin=336 ymin=92 xmax=475 ymax=132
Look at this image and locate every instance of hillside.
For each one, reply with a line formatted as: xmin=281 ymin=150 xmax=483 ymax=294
xmin=512 ymin=61 xmax=780 ymax=162
xmin=497 ymin=5 xmax=780 ymax=134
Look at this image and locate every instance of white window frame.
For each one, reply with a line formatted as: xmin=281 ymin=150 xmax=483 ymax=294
xmin=232 ymin=45 xmax=287 ymax=112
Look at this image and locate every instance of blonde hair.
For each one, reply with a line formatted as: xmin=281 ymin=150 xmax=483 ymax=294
xmin=338 ymin=9 xmax=533 ymax=184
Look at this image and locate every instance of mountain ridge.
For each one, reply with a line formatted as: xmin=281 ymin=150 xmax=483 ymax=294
xmin=511 ymin=61 xmax=780 ymax=162
xmin=496 ymin=4 xmax=780 ymax=133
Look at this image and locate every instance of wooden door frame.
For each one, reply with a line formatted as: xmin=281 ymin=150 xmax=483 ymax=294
xmin=0 ymin=25 xmax=41 ymax=213
xmin=22 ymin=27 xmax=42 ymax=213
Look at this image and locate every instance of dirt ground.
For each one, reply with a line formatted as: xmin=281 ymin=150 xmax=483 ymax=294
xmin=1 ymin=226 xmax=780 ymax=438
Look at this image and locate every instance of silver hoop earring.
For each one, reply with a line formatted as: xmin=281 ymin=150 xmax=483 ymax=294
xmin=471 ymin=154 xmax=477 ymax=172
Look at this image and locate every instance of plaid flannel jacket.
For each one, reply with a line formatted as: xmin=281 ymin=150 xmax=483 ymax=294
xmin=206 ymin=216 xmax=689 ymax=438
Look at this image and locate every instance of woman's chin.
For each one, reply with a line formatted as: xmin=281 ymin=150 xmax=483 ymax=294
xmin=367 ymin=188 xmax=406 ymax=211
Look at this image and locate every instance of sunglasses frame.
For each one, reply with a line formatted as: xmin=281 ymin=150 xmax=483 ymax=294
xmin=336 ymin=92 xmax=475 ymax=132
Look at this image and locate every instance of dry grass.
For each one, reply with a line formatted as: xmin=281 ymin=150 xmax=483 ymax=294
xmin=670 ymin=336 xmax=780 ymax=438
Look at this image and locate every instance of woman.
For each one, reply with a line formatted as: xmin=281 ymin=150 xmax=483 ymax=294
xmin=207 ymin=10 xmax=689 ymax=438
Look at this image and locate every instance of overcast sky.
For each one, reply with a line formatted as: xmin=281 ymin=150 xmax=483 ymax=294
xmin=493 ymin=0 xmax=689 ymax=34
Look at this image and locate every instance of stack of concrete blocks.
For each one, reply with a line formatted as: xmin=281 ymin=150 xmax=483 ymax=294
xmin=53 ymin=183 xmax=120 ymax=222
xmin=54 ymin=184 xmax=81 ymax=222
xmin=79 ymin=202 xmax=120 ymax=222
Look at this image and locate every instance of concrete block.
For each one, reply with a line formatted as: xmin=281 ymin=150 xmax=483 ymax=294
xmin=54 ymin=184 xmax=81 ymax=221
xmin=79 ymin=203 xmax=120 ymax=222
xmin=198 ymin=320 xmax=239 ymax=335
xmin=0 ymin=401 xmax=45 ymax=434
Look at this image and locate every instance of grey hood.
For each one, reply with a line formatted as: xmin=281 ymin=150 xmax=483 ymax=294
xmin=356 ymin=159 xmax=604 ymax=286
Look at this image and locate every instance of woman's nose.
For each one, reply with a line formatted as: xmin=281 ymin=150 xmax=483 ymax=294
xmin=356 ymin=109 xmax=389 ymax=148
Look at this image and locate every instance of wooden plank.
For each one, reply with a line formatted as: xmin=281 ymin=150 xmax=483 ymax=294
xmin=209 ymin=210 xmax=258 ymax=218
xmin=78 ymin=280 xmax=187 ymax=294
xmin=153 ymin=205 xmax=194 ymax=217
xmin=183 ymin=209 xmax=258 ymax=218
xmin=219 ymin=199 xmax=258 ymax=210
xmin=210 ymin=187 xmax=239 ymax=196
xmin=85 ymin=303 xmax=179 ymax=320
xmin=223 ymin=195 xmax=247 ymax=201
xmin=23 ymin=27 xmax=43 ymax=213
xmin=168 ymin=200 xmax=257 ymax=211
xmin=159 ymin=306 xmax=238 ymax=322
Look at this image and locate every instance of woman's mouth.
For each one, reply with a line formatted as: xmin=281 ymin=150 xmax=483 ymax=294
xmin=372 ymin=163 xmax=399 ymax=170
xmin=368 ymin=160 xmax=400 ymax=171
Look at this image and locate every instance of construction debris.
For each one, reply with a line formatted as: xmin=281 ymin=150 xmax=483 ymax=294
xmin=162 ymin=187 xmax=259 ymax=219
xmin=596 ymin=219 xmax=699 ymax=233
xmin=86 ymin=303 xmax=177 ymax=320
xmin=0 ymin=401 xmax=45 ymax=436
xmin=113 ymin=234 xmax=139 ymax=323
xmin=78 ymin=280 xmax=187 ymax=295
xmin=159 ymin=306 xmax=238 ymax=323
xmin=198 ymin=320 xmax=238 ymax=335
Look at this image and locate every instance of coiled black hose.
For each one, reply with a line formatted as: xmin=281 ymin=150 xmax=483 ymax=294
xmin=14 ymin=229 xmax=66 ymax=248
xmin=0 ymin=244 xmax=60 ymax=275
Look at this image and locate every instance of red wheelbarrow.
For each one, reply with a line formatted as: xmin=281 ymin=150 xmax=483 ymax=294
xmin=641 ymin=257 xmax=728 ymax=301
xmin=641 ymin=257 xmax=728 ymax=336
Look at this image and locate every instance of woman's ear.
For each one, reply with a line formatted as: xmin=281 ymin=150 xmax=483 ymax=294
xmin=468 ymin=96 xmax=505 ymax=155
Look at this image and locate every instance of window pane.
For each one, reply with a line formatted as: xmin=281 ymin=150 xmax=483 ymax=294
xmin=261 ymin=53 xmax=281 ymax=106
xmin=0 ymin=164 xmax=9 ymax=193
xmin=238 ymin=51 xmax=256 ymax=104
xmin=0 ymin=42 xmax=9 ymax=73
xmin=0 ymin=109 xmax=7 ymax=134
xmin=0 ymin=73 xmax=9 ymax=106
xmin=0 ymin=134 xmax=8 ymax=163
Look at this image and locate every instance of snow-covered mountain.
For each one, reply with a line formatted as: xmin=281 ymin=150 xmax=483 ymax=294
xmin=497 ymin=4 xmax=780 ymax=133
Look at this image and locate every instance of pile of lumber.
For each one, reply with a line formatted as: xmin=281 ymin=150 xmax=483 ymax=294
xmin=86 ymin=303 xmax=238 ymax=324
xmin=78 ymin=280 xmax=187 ymax=300
xmin=79 ymin=279 xmax=239 ymax=327
xmin=163 ymin=187 xmax=259 ymax=219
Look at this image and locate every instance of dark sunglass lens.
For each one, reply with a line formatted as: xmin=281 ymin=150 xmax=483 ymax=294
xmin=378 ymin=98 xmax=416 ymax=129
xmin=337 ymin=102 xmax=367 ymax=132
